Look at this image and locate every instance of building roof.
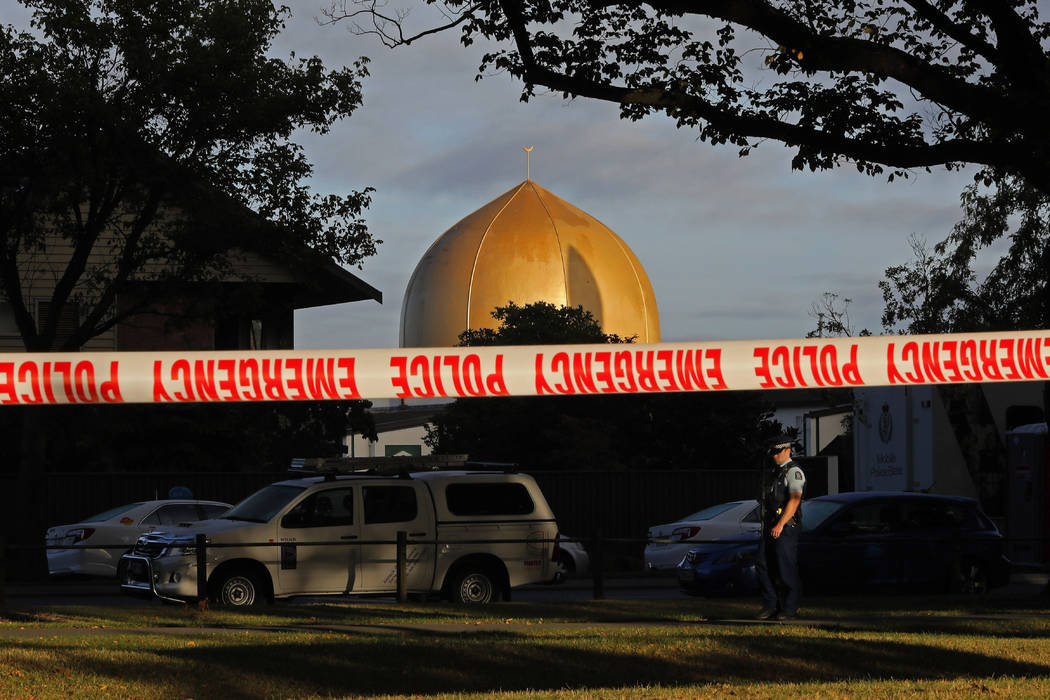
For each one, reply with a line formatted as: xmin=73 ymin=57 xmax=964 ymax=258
xmin=399 ymin=180 xmax=659 ymax=347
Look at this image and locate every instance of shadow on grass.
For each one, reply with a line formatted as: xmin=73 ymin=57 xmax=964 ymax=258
xmin=5 ymin=624 xmax=1050 ymax=698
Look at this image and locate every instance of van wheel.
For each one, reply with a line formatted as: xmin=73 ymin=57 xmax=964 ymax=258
xmin=212 ymin=569 xmax=265 ymax=607
xmin=450 ymin=567 xmax=496 ymax=604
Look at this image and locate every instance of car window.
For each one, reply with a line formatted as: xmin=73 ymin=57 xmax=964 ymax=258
xmin=899 ymin=501 xmax=967 ymax=531
xmin=143 ymin=503 xmax=201 ymax=526
xmin=83 ymin=503 xmax=143 ymax=522
xmin=225 ymin=485 xmax=306 ymax=523
xmin=282 ymin=488 xmax=354 ymax=529
xmin=680 ymin=502 xmax=740 ymax=522
xmin=363 ymin=486 xmax=418 ymax=524
xmin=445 ymin=483 xmax=534 ymax=516
xmin=741 ymin=505 xmax=761 ymax=523
xmin=199 ymin=504 xmax=230 ymax=519
xmin=839 ymin=502 xmax=895 ymax=533
xmin=801 ymin=500 xmax=847 ymax=531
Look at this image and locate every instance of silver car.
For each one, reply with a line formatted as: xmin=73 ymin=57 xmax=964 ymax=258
xmin=645 ymin=499 xmax=761 ymax=571
xmin=45 ymin=499 xmax=232 ymax=577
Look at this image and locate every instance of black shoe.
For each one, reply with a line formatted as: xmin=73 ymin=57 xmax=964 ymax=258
xmin=755 ymin=607 xmax=777 ymax=620
xmin=775 ymin=611 xmax=798 ymax=621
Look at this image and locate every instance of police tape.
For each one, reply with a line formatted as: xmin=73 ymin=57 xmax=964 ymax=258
xmin=1 ymin=329 xmax=1049 ymax=405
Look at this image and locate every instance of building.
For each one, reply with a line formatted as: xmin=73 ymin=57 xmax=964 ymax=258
xmin=400 ymin=180 xmax=659 ymax=347
xmin=0 ymin=202 xmax=381 ymax=353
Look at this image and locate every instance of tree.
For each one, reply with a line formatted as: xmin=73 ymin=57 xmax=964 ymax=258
xmin=806 ymin=291 xmax=872 ymax=338
xmin=1 ymin=0 xmax=378 ymax=352
xmin=427 ymin=302 xmax=784 ymax=470
xmin=880 ymin=176 xmax=1050 ymax=334
xmin=325 ymin=0 xmax=1050 ymax=195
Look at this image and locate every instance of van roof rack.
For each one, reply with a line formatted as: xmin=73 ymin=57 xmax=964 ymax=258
xmin=289 ymin=454 xmax=471 ymax=479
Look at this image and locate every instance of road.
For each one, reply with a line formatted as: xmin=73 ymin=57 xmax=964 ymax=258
xmin=3 ymin=572 xmax=1046 ymax=607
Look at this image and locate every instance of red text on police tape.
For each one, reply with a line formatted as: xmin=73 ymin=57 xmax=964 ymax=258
xmin=0 ymin=360 xmax=123 ymax=404
xmin=152 ymin=358 xmax=359 ymax=402
xmin=390 ymin=354 xmax=509 ymax=398
xmin=753 ymin=344 xmax=863 ymax=388
xmin=534 ymin=348 xmax=727 ymax=395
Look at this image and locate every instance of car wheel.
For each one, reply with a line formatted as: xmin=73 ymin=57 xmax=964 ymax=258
xmin=213 ymin=569 xmax=265 ymax=607
xmin=953 ymin=560 xmax=989 ymax=595
xmin=450 ymin=567 xmax=496 ymax=604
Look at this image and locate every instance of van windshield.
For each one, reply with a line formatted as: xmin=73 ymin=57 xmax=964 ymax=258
xmin=223 ymin=485 xmax=305 ymax=523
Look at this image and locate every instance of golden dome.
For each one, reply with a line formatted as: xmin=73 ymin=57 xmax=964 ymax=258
xmin=399 ymin=180 xmax=660 ymax=347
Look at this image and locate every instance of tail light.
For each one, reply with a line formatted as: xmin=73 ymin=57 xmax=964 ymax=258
xmin=672 ymin=526 xmax=701 ymax=541
xmin=66 ymin=527 xmax=96 ymax=544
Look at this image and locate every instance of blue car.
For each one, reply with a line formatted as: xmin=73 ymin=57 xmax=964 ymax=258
xmin=677 ymin=491 xmax=1011 ymax=596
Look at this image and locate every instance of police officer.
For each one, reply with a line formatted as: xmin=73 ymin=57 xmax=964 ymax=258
xmin=755 ymin=434 xmax=805 ymax=621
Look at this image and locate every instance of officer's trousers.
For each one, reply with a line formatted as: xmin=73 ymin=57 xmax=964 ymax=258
xmin=755 ymin=524 xmax=800 ymax=614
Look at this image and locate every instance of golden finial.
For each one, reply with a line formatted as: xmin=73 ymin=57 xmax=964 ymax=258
xmin=522 ymin=146 xmax=534 ymax=181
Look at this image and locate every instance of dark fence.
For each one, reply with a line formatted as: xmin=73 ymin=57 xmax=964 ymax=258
xmin=0 ymin=467 xmax=782 ymax=542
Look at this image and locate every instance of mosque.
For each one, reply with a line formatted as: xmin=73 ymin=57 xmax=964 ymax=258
xmin=354 ymin=172 xmax=661 ymax=458
xmin=399 ymin=178 xmax=660 ymax=347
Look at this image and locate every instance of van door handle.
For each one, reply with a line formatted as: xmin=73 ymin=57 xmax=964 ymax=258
xmin=341 ymin=535 xmax=358 ymax=540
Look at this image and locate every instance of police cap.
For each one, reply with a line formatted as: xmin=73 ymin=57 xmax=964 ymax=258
xmin=767 ymin=434 xmax=794 ymax=454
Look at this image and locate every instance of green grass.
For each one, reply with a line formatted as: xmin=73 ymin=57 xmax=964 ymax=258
xmin=2 ymin=596 xmax=1049 ymax=699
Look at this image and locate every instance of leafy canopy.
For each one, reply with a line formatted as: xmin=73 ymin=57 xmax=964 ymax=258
xmin=327 ymin=0 xmax=1050 ymax=195
xmin=881 ymin=176 xmax=1050 ymax=334
xmin=428 ymin=302 xmax=783 ymax=470
xmin=0 ymin=0 xmax=377 ymax=350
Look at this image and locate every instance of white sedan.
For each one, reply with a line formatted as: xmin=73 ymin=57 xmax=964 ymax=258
xmin=644 ymin=499 xmax=761 ymax=571
xmin=45 ymin=499 xmax=232 ymax=577
xmin=553 ymin=536 xmax=590 ymax=582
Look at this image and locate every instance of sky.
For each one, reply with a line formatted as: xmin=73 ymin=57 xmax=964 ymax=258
xmin=1 ymin=3 xmax=984 ymax=350
xmin=274 ymin=6 xmax=979 ymax=351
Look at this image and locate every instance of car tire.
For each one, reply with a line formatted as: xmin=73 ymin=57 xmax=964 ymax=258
xmin=952 ymin=560 xmax=989 ymax=595
xmin=449 ymin=566 xmax=497 ymax=604
xmin=212 ymin=569 xmax=266 ymax=608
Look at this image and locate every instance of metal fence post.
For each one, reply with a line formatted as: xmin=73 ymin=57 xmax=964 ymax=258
xmin=0 ymin=534 xmax=6 ymax=609
xmin=396 ymin=530 xmax=408 ymax=603
xmin=196 ymin=533 xmax=208 ymax=607
xmin=591 ymin=530 xmax=605 ymax=600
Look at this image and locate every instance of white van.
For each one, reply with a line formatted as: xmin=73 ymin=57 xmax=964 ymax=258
xmin=119 ymin=467 xmax=560 ymax=606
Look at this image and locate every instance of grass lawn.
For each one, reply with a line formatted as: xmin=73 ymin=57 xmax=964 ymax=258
xmin=2 ymin=594 xmax=1049 ymax=699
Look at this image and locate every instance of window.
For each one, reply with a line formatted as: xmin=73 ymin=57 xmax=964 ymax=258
xmin=281 ymin=488 xmax=354 ymax=529
xmin=225 ymin=485 xmax=305 ymax=523
xmin=445 ymin=483 xmax=534 ymax=516
xmin=680 ymin=502 xmax=740 ymax=521
xmin=742 ymin=505 xmax=761 ymax=523
xmin=0 ymin=299 xmax=19 ymax=336
xmin=199 ymin=504 xmax=231 ymax=519
xmin=142 ymin=503 xmax=201 ymax=526
xmin=36 ymin=299 xmax=81 ymax=347
xmin=363 ymin=486 xmax=419 ymax=524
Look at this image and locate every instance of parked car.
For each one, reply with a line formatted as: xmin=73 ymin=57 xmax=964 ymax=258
xmin=677 ymin=491 xmax=1012 ymax=596
xmin=121 ymin=469 xmax=561 ymax=606
xmin=645 ymin=499 xmax=761 ymax=571
xmin=45 ymin=499 xmax=233 ymax=578
xmin=552 ymin=536 xmax=590 ymax=582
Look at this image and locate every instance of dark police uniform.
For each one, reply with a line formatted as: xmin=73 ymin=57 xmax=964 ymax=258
xmin=756 ymin=438 xmax=805 ymax=619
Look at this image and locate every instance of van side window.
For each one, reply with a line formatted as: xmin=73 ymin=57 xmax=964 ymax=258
xmin=446 ymin=483 xmax=534 ymax=516
xmin=363 ymin=486 xmax=418 ymax=524
xmin=281 ymin=488 xmax=354 ymax=528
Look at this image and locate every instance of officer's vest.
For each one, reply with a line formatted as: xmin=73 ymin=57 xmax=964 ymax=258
xmin=763 ymin=460 xmax=803 ymax=527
